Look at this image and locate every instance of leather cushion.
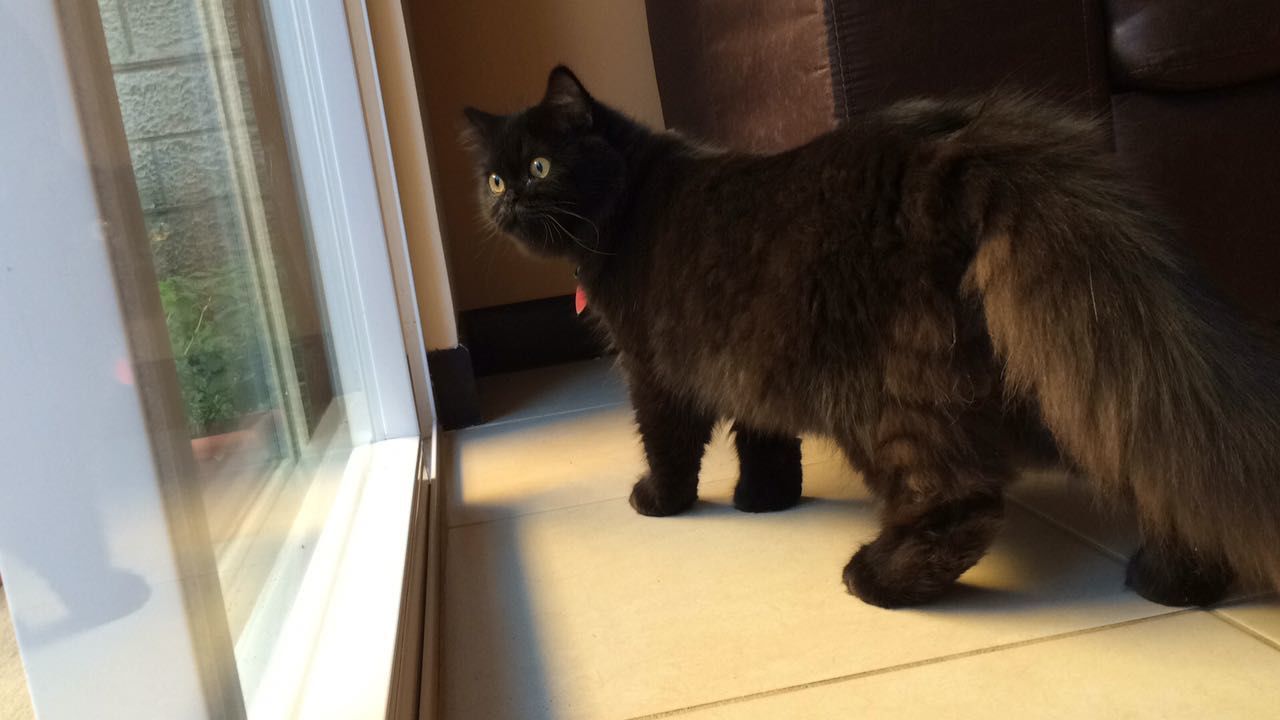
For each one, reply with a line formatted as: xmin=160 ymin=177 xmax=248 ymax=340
xmin=645 ymin=0 xmax=837 ymax=153
xmin=1112 ymin=79 xmax=1280 ymax=322
xmin=1107 ymin=0 xmax=1280 ymax=91
xmin=825 ymin=0 xmax=1110 ymax=117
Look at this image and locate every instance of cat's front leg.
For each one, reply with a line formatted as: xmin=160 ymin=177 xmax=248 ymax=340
xmin=731 ymin=422 xmax=802 ymax=513
xmin=627 ymin=374 xmax=716 ymax=517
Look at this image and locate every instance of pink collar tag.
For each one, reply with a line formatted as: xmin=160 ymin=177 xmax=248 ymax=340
xmin=574 ymin=285 xmax=588 ymax=315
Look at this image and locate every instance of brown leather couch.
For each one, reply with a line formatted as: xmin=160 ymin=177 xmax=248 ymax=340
xmin=644 ymin=0 xmax=1280 ymax=322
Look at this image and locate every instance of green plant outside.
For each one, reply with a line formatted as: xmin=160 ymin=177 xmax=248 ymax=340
xmin=157 ymin=269 xmax=274 ymax=437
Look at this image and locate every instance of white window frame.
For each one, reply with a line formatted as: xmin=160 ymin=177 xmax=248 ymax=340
xmin=0 ymin=0 xmax=432 ymax=717
xmin=265 ymin=0 xmax=424 ymax=445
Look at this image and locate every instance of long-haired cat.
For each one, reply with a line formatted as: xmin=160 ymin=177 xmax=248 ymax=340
xmin=461 ymin=67 xmax=1280 ymax=608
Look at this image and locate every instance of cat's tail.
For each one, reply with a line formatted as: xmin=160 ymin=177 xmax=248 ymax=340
xmin=962 ymin=104 xmax=1280 ymax=592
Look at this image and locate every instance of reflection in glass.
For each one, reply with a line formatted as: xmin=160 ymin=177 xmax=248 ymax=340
xmin=96 ymin=0 xmax=345 ymax=695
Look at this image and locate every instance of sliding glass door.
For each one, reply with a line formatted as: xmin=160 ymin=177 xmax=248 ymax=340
xmin=93 ymin=0 xmax=350 ymax=648
xmin=0 ymin=0 xmax=428 ymax=717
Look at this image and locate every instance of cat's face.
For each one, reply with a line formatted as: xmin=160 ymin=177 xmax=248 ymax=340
xmin=462 ymin=67 xmax=624 ymax=259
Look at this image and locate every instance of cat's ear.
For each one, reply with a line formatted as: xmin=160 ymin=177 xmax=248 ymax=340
xmin=542 ymin=65 xmax=592 ymax=130
xmin=461 ymin=106 xmax=502 ymax=147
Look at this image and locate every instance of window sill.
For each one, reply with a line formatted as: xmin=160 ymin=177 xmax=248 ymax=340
xmin=245 ymin=436 xmax=422 ymax=719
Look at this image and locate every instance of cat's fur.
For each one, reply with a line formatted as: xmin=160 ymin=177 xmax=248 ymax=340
xmin=462 ymin=67 xmax=1280 ymax=608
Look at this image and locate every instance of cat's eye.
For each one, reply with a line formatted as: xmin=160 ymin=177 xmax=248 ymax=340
xmin=487 ymin=173 xmax=505 ymax=195
xmin=529 ymin=157 xmax=551 ymax=179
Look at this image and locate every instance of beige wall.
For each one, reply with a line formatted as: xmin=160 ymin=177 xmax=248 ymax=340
xmin=408 ymin=0 xmax=665 ymax=312
xmin=366 ymin=0 xmax=459 ymax=353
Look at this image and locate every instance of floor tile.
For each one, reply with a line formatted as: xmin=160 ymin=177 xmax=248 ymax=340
xmin=442 ymin=460 xmax=1169 ymax=720
xmin=1009 ymin=471 xmax=1275 ymax=601
xmin=1216 ymin=597 xmax=1280 ymax=647
xmin=674 ymin=612 xmax=1280 ymax=720
xmin=1 ymin=589 xmax=35 ymax=720
xmin=447 ymin=406 xmax=845 ymax=528
xmin=478 ymin=358 xmax=628 ymax=425
xmin=475 ymin=357 xmax=844 ymax=454
xmin=445 ymin=404 xmax=748 ymax=528
xmin=1007 ymin=469 xmax=1140 ymax=561
xmin=446 ymin=403 xmax=642 ymax=527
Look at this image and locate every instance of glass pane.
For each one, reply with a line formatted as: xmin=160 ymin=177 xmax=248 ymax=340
xmin=96 ymin=0 xmax=348 ymax=699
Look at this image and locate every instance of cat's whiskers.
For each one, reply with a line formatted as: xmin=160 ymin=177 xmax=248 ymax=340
xmin=550 ymin=206 xmax=604 ymax=248
xmin=541 ymin=210 xmax=613 ymax=257
xmin=535 ymin=213 xmax=572 ymax=254
xmin=525 ymin=202 xmax=614 ymax=256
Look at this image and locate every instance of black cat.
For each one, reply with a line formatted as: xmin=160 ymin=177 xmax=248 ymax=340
xmin=462 ymin=66 xmax=1279 ymax=608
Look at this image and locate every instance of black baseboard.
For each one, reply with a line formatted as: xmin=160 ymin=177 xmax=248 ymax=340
xmin=426 ymin=345 xmax=482 ymax=430
xmin=459 ymin=294 xmax=610 ymax=377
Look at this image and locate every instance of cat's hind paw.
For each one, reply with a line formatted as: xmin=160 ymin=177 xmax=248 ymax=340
xmin=1125 ymin=544 xmax=1233 ymax=607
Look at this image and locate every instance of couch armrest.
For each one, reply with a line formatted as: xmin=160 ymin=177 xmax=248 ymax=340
xmin=1106 ymin=0 xmax=1280 ymax=91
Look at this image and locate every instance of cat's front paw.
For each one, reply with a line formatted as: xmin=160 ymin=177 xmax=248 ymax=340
xmin=629 ymin=475 xmax=697 ymax=517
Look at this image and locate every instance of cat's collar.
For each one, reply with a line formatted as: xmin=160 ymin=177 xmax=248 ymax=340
xmin=573 ymin=266 xmax=587 ymax=315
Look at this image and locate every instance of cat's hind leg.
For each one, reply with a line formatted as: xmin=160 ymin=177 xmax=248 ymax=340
xmin=731 ymin=422 xmax=803 ymax=513
xmin=1126 ymin=532 xmax=1234 ymax=607
xmin=843 ymin=405 xmax=1009 ymax=607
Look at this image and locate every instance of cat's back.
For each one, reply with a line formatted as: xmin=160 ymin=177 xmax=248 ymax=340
xmin=619 ymin=93 xmax=1102 ymax=431
xmin=770 ymin=93 xmax=1106 ymax=178
xmin=658 ymin=99 xmax=983 ymax=233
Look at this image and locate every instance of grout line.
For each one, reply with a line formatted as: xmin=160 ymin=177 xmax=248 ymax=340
xmin=133 ymin=126 xmax=234 ymax=145
xmin=446 ymin=492 xmax=635 ymax=530
xmin=444 ymin=456 xmax=855 ymax=530
xmin=113 ymin=0 xmax=135 ymax=56
xmin=111 ymin=49 xmax=243 ymax=73
xmin=1209 ymin=606 xmax=1280 ymax=653
xmin=448 ymin=386 xmax=854 ymax=530
xmin=625 ymin=610 xmax=1195 ymax=720
xmin=1006 ymin=495 xmax=1275 ymax=609
xmin=1005 ymin=494 xmax=1131 ymax=565
xmin=445 ymin=474 xmax=752 ymax=531
xmin=468 ymin=400 xmax=629 ymax=431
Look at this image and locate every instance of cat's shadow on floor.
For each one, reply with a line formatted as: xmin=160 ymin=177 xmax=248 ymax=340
xmin=680 ymin=485 xmax=1133 ymax=614
xmin=677 ymin=493 xmax=873 ymax=525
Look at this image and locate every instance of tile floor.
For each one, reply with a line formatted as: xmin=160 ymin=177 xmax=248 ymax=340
xmin=441 ymin=358 xmax=1280 ymax=720
xmin=1 ymin=587 xmax=35 ymax=720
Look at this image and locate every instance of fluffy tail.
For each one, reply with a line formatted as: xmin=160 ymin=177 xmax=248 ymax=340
xmin=960 ymin=97 xmax=1280 ymax=587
